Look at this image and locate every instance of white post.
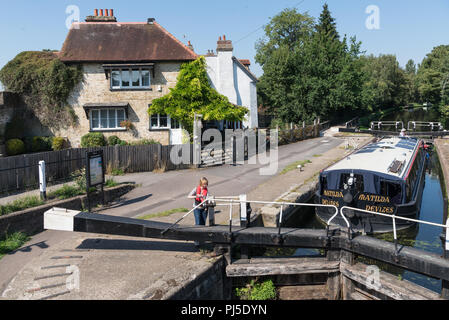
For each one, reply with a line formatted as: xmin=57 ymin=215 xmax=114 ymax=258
xmin=239 ymin=194 xmax=247 ymax=227
xmin=39 ymin=160 xmax=46 ymax=200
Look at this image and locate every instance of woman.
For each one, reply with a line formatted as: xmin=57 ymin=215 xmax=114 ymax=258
xmin=188 ymin=177 xmax=209 ymax=225
xmin=188 ymin=177 xmax=209 ymax=248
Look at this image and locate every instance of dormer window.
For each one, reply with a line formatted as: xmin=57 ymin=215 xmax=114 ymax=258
xmin=110 ymin=68 xmax=151 ymax=89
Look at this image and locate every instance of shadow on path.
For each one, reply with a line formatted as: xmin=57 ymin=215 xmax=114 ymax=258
xmin=76 ymin=238 xmax=197 ymax=253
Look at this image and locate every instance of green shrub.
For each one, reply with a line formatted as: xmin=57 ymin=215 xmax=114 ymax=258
xmin=5 ymin=139 xmax=25 ymax=156
xmin=81 ymin=132 xmax=106 ymax=148
xmin=71 ymin=169 xmax=86 ymax=191
xmin=130 ymin=139 xmax=160 ymax=145
xmin=110 ymin=168 xmax=125 ymax=176
xmin=107 ymin=135 xmax=127 ymax=146
xmin=48 ymin=184 xmax=83 ymax=200
xmin=0 ymin=232 xmax=30 ymax=259
xmin=235 ymin=279 xmax=277 ymax=300
xmin=31 ymin=136 xmax=53 ymax=152
xmin=52 ymin=137 xmax=66 ymax=150
xmin=0 ymin=195 xmax=44 ymax=216
xmin=105 ymin=178 xmax=118 ymax=188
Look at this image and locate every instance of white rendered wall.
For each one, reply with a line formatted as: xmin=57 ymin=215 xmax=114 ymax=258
xmin=206 ymin=53 xmax=258 ymax=128
xmin=217 ymin=50 xmax=237 ymax=105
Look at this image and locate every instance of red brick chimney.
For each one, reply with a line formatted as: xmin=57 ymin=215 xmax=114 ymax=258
xmin=85 ymin=8 xmax=117 ymax=22
xmin=217 ymin=34 xmax=233 ymax=52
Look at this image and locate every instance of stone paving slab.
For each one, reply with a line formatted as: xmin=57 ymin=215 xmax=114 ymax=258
xmin=1 ymin=232 xmax=218 ymax=300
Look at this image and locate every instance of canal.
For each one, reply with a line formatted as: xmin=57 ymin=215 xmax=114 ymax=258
xmin=280 ymin=149 xmax=445 ymax=294
xmin=282 ymin=107 xmax=447 ymax=293
xmin=380 ymin=106 xmax=442 ymax=130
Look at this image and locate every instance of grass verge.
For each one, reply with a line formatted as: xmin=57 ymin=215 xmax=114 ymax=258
xmin=138 ymin=208 xmax=189 ymax=220
xmin=280 ymin=160 xmax=312 ymax=175
xmin=0 ymin=178 xmax=120 ymax=216
xmin=0 ymin=232 xmax=30 ymax=259
xmin=0 ymin=196 xmax=44 ymax=216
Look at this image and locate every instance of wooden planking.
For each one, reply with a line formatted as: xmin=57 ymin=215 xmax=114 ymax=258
xmin=226 ymin=257 xmax=340 ymax=277
xmin=0 ymin=144 xmax=193 ymax=193
xmin=277 ymin=284 xmax=330 ymax=300
xmin=340 ymin=262 xmax=442 ymax=300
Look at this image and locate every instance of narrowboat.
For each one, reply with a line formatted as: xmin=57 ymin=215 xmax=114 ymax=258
xmin=315 ymin=136 xmax=428 ymax=234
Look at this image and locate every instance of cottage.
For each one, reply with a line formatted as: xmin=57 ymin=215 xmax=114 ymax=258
xmin=48 ymin=9 xmax=257 ymax=147
xmin=204 ymin=36 xmax=259 ymax=130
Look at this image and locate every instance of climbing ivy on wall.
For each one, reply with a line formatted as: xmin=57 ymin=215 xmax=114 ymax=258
xmin=148 ymin=56 xmax=247 ymax=133
xmin=0 ymin=51 xmax=83 ymax=128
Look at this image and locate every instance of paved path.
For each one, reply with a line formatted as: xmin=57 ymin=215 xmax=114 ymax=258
xmin=104 ymin=136 xmax=342 ymax=218
xmin=0 ymin=135 xmax=347 ymax=299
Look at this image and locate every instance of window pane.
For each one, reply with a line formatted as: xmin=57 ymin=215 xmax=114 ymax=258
xmin=151 ymin=115 xmax=158 ymax=128
xmin=111 ymin=70 xmax=120 ymax=88
xmin=121 ymin=70 xmax=130 ymax=87
xmin=100 ymin=110 xmax=108 ymax=128
xmin=141 ymin=70 xmax=150 ymax=87
xmin=160 ymin=114 xmax=168 ymax=128
xmin=117 ymin=109 xmax=125 ymax=126
xmin=171 ymin=118 xmax=180 ymax=129
xmin=91 ymin=110 xmax=99 ymax=128
xmin=131 ymin=69 xmax=140 ymax=87
xmin=108 ymin=109 xmax=116 ymax=128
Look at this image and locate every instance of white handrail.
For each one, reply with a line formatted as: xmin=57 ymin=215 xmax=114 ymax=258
xmin=340 ymin=206 xmax=447 ymax=229
xmin=214 ymin=198 xmax=341 ymax=227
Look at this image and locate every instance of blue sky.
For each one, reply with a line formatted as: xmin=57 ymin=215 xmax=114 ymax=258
xmin=0 ymin=0 xmax=448 ymax=87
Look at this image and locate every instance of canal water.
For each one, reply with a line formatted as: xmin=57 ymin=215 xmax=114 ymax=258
xmin=379 ymin=106 xmax=442 ymax=130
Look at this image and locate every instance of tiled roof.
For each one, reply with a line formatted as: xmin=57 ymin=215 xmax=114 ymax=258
xmin=59 ymin=22 xmax=197 ymax=62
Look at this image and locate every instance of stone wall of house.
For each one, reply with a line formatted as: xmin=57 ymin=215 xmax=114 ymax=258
xmin=51 ymin=62 xmax=183 ymax=147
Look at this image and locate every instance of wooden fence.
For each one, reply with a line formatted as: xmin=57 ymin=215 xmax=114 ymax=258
xmin=0 ymin=144 xmax=194 ymax=195
xmin=278 ymin=121 xmax=330 ymax=145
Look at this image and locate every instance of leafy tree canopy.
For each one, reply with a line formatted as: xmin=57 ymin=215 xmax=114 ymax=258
xmin=360 ymin=54 xmax=408 ymax=110
xmin=256 ymin=4 xmax=365 ymax=123
xmin=148 ymin=56 xmax=247 ymax=133
xmin=0 ymin=51 xmax=83 ymax=128
xmin=417 ymin=45 xmax=449 ymax=105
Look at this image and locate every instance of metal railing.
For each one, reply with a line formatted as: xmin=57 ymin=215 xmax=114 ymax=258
xmin=213 ymin=198 xmax=339 ymax=239
xmin=370 ymin=121 xmax=404 ymax=131
xmin=212 ymin=197 xmax=449 ymax=255
xmin=341 ymin=206 xmax=449 ymax=255
xmin=407 ymin=121 xmax=444 ymax=132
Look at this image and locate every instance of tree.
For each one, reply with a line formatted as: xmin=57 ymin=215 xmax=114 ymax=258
xmin=255 ymin=8 xmax=315 ymax=123
xmin=255 ymin=8 xmax=315 ymax=66
xmin=147 ymin=57 xmax=247 ymax=133
xmin=360 ymin=54 xmax=407 ymax=110
xmin=316 ymin=3 xmax=339 ymax=40
xmin=417 ymin=45 xmax=449 ymax=105
xmin=404 ymin=59 xmax=419 ymax=104
xmin=256 ymin=4 xmax=365 ymax=123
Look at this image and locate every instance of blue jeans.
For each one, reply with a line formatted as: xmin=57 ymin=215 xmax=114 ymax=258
xmin=194 ymin=208 xmax=208 ymax=226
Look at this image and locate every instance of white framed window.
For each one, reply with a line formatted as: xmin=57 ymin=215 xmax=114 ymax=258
xmin=111 ymin=68 xmax=151 ymax=89
xmin=90 ymin=108 xmax=127 ymax=130
xmin=150 ymin=114 xmax=182 ymax=130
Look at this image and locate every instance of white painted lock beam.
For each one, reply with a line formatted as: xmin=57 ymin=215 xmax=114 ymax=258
xmin=44 ymin=207 xmax=82 ymax=232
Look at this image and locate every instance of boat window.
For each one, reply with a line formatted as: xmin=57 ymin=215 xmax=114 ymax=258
xmin=339 ymin=174 xmax=364 ymax=192
xmin=320 ymin=176 xmax=328 ymax=193
xmin=405 ymin=147 xmax=424 ymax=202
xmin=380 ymin=181 xmax=402 ymax=204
